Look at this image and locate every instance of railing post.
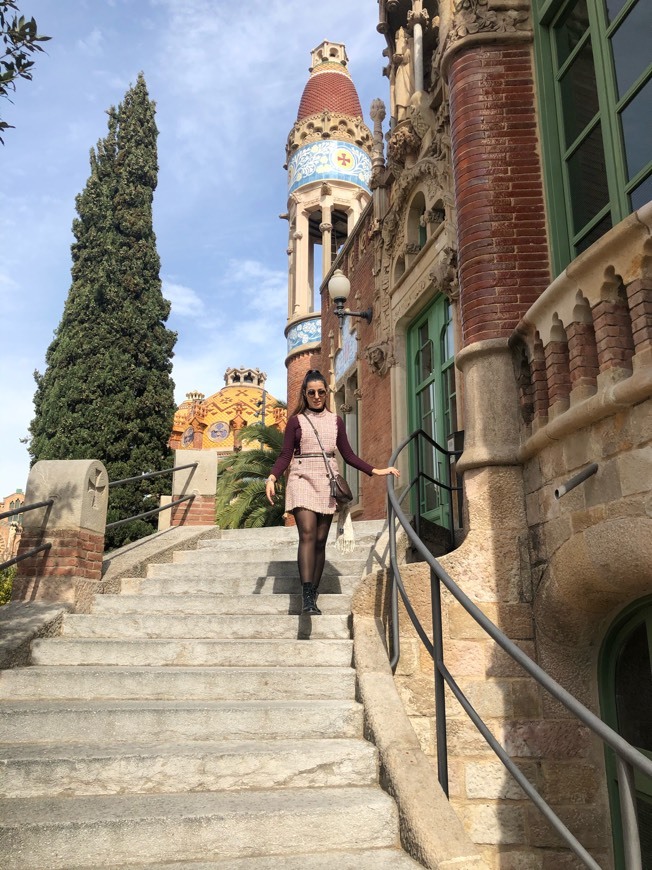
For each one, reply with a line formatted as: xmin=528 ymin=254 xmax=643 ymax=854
xmin=616 ymin=756 xmax=643 ymax=870
xmin=415 ymin=434 xmax=422 ymax=541
xmin=12 ymin=460 xmax=108 ymax=612
xmin=170 ymin=450 xmax=217 ymax=526
xmin=431 ymin=565 xmax=449 ymax=796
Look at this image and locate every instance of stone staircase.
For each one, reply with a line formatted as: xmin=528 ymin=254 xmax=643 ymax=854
xmin=0 ymin=524 xmax=424 ymax=869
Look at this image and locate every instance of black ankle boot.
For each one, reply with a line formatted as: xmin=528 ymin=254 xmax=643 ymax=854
xmin=301 ymin=583 xmax=321 ymax=615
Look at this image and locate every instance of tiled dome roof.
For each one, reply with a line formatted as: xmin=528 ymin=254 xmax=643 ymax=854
xmin=298 ymin=68 xmax=363 ymax=121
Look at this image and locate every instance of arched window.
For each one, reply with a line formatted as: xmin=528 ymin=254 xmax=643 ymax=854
xmin=599 ymin=598 xmax=652 ymax=868
xmin=407 ymin=191 xmax=427 ymax=250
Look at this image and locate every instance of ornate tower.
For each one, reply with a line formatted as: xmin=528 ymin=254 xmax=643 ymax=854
xmin=284 ymin=41 xmax=373 ymax=404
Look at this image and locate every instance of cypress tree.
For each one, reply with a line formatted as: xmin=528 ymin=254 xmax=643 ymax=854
xmin=29 ymin=74 xmax=177 ymax=548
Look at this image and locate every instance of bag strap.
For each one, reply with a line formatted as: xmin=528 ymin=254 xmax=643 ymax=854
xmin=301 ymin=414 xmax=336 ymax=482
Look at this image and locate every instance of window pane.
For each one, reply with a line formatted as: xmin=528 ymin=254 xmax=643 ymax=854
xmin=555 ymin=0 xmax=590 ymax=66
xmin=621 ymin=78 xmax=652 ymax=181
xmin=605 ymin=0 xmax=628 ymax=23
xmin=610 ymin=0 xmax=651 ymax=98
xmin=567 ymin=124 xmax=609 ymax=232
xmin=418 ymin=339 xmax=434 ymax=382
xmin=630 ymin=171 xmax=652 ymax=211
xmin=441 ymin=305 xmax=454 ymax=362
xmin=576 ymin=213 xmax=613 ymax=254
xmin=615 ymin=621 xmax=652 ymax=750
xmin=560 ymin=40 xmax=600 ymax=146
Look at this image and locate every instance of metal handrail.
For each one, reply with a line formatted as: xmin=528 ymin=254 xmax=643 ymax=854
xmin=108 ymin=463 xmax=198 ymax=488
xmin=386 ymin=430 xmax=651 ymax=869
xmin=0 ymin=499 xmax=54 ymax=522
xmin=0 ymin=542 xmax=51 ymax=573
xmin=105 ymin=494 xmax=195 ymax=531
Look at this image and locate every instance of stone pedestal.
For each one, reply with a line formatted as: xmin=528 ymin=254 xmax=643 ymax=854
xmin=170 ymin=450 xmax=217 ymax=526
xmin=12 ymin=460 xmax=109 ymax=612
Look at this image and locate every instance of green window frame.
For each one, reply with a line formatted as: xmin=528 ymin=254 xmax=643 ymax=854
xmin=599 ymin=597 xmax=652 ymax=869
xmin=534 ymin=0 xmax=652 ymax=275
xmin=407 ymin=295 xmax=456 ymax=528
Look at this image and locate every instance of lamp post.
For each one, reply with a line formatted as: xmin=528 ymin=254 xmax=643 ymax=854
xmin=328 ymin=269 xmax=372 ymax=330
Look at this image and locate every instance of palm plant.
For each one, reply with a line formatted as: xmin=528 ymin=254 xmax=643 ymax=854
xmin=216 ymin=423 xmax=286 ymax=528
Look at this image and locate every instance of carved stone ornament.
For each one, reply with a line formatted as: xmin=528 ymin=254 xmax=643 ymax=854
xmin=340 ymin=402 xmax=353 ymax=414
xmin=428 ymin=246 xmax=459 ymax=300
xmin=364 ymin=340 xmax=396 ymax=377
xmin=404 ymin=242 xmax=422 ymax=255
xmin=423 ymin=207 xmax=446 ymax=225
xmin=448 ymin=0 xmax=530 ymax=47
xmin=387 ymin=122 xmax=422 ymax=173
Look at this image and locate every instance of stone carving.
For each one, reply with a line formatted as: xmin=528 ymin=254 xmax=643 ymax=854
xmin=86 ymin=467 xmax=108 ymax=511
xmin=387 ymin=122 xmax=422 ymax=173
xmin=447 ymin=0 xmax=530 ymax=47
xmin=428 ymin=246 xmax=459 ymax=300
xmin=404 ymin=242 xmax=422 ymax=255
xmin=340 ymin=402 xmax=353 ymax=414
xmin=391 ymin=28 xmax=414 ymax=123
xmin=370 ymin=98 xmax=387 ymax=178
xmin=423 ymin=207 xmax=445 ymax=225
xmin=364 ymin=339 xmax=396 ymax=376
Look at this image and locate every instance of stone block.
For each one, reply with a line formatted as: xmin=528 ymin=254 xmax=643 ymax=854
xmin=562 ymin=436 xmax=593 ymax=475
xmin=394 ymin=673 xmax=435 ymax=717
xmin=485 ymin=640 xmax=536 ymax=678
xmin=21 ymin=460 xmax=108 ymax=534
xmin=510 ymin=679 xmax=543 ymax=719
xmin=461 ymin=803 xmax=526 ymax=845
xmin=617 ymin=445 xmax=652 ymax=497
xmin=394 ymin=638 xmax=419 ymax=676
xmin=448 ymin=717 xmax=497 ymax=757
xmin=173 ymin=449 xmax=217 ymax=498
xmin=446 ymin=640 xmax=488 ymax=678
xmin=499 ymin=849 xmax=543 ymax=869
xmin=526 ymin=804 xmax=608 ymax=849
xmin=463 ymin=466 xmax=528 ymax=532
xmin=584 ymin=458 xmax=622 ymax=507
xmin=570 ymin=504 xmax=607 ymax=534
xmin=503 ymin=720 xmax=592 ymax=760
xmin=526 ymin=491 xmax=541 ymax=526
xmin=464 ymin=759 xmax=539 ymax=800
xmin=542 ymin=850 xmax=610 ymax=869
xmin=522 ymin=458 xmax=542 ymax=496
xmin=461 ymin=679 xmax=513 ymax=719
xmin=542 ymin=515 xmax=571 ymax=558
xmin=541 ymin=762 xmax=601 ymax=805
xmin=410 ymin=715 xmax=435 ymax=757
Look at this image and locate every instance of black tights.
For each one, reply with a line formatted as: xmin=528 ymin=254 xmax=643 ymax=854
xmin=294 ymin=508 xmax=333 ymax=589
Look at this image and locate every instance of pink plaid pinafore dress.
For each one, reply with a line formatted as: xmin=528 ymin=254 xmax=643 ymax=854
xmin=285 ymin=410 xmax=339 ymax=515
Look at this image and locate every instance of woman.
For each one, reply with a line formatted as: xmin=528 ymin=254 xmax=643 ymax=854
xmin=266 ymin=370 xmax=399 ymax=615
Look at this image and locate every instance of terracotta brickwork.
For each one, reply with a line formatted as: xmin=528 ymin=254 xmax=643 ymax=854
xmin=544 ymin=339 xmax=572 ymax=407
xmin=449 ymin=46 xmax=550 ymax=345
xmin=170 ymin=495 xmax=215 ymax=527
xmin=626 ymin=279 xmax=652 ymax=357
xmin=593 ymin=294 xmax=635 ymax=374
xmin=567 ymin=321 xmax=600 ymax=391
xmin=320 ymin=214 xmax=393 ymax=520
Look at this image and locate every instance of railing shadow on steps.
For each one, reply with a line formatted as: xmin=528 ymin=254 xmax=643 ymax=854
xmin=386 ymin=429 xmax=652 ymax=870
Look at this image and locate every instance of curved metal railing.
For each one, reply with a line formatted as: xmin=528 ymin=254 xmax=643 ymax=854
xmin=387 ymin=430 xmax=651 ymax=870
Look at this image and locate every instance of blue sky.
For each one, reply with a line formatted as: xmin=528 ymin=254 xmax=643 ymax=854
xmin=0 ymin=0 xmax=385 ymax=495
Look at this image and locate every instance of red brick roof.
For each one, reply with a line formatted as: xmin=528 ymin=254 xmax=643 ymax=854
xmin=298 ymin=70 xmax=363 ymax=120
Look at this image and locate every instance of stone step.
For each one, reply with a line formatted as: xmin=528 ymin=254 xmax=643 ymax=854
xmin=31 ymin=638 xmax=353 ymax=668
xmin=67 ymin=848 xmax=423 ymax=869
xmin=60 ymin=613 xmax=351 ymax=640
xmin=0 ymin=786 xmax=399 ymax=869
xmin=131 ymin=572 xmax=358 ymax=595
xmin=148 ymin=560 xmax=365 ymax=580
xmin=0 ymin=700 xmax=364 ymax=744
xmin=90 ymin=593 xmax=352 ymax=616
xmin=175 ymin=547 xmax=370 ymax=565
xmin=0 ymin=666 xmax=355 ymax=702
xmin=0 ymin=737 xmax=378 ymax=798
xmin=212 ymin=520 xmax=385 ymax=543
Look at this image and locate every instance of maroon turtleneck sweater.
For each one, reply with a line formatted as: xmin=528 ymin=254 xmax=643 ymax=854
xmin=270 ymin=412 xmax=374 ymax=480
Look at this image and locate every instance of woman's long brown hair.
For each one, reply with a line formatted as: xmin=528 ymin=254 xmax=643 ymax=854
xmin=291 ymin=369 xmax=329 ymax=416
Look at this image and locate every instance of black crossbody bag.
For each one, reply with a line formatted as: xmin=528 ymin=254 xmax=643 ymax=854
xmin=302 ymin=414 xmax=353 ymax=507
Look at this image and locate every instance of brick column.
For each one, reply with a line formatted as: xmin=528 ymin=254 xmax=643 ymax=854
xmin=449 ymin=45 xmax=550 ymax=346
xmin=12 ymin=460 xmax=108 ymax=612
xmin=593 ymin=294 xmax=635 ymax=376
xmin=170 ymin=449 xmax=217 ymax=526
xmin=626 ymin=279 xmax=652 ymax=365
xmin=544 ymin=336 xmax=571 ymax=412
xmin=567 ymin=320 xmax=599 ymax=395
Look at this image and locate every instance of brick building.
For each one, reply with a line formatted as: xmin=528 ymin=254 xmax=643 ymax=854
xmin=0 ymin=488 xmax=24 ymax=565
xmin=284 ymin=2 xmax=651 ymax=866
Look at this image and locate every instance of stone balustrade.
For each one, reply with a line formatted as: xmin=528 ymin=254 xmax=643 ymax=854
xmin=511 ymin=201 xmax=652 ymax=456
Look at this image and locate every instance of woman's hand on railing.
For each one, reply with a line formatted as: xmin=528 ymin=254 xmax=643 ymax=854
xmin=372 ymin=466 xmax=400 ymax=478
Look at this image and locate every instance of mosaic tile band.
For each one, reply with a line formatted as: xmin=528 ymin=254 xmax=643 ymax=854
xmin=288 ymin=140 xmax=371 ymax=195
xmin=287 ymin=316 xmax=322 ymax=354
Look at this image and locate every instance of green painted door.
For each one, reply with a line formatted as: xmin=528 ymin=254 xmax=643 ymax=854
xmin=600 ymin=600 xmax=652 ymax=868
xmin=407 ymin=296 xmax=456 ymax=528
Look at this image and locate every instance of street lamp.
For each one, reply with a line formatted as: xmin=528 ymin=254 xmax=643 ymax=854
xmin=328 ymin=269 xmax=372 ymax=330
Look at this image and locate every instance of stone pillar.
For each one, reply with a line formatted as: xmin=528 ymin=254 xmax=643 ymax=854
xmin=12 ymin=460 xmax=108 ymax=612
xmin=170 ymin=449 xmax=217 ymax=527
xmin=294 ymin=210 xmax=310 ymax=314
xmin=320 ymin=211 xmax=333 ymax=277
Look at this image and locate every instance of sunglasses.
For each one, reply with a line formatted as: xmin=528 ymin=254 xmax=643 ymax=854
xmin=306 ymin=389 xmax=327 ymax=397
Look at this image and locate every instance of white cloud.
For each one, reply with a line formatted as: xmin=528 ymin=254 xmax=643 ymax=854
xmin=77 ymin=27 xmax=105 ymax=57
xmin=163 ymin=279 xmax=205 ymax=318
xmin=222 ymin=259 xmax=287 ymax=314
